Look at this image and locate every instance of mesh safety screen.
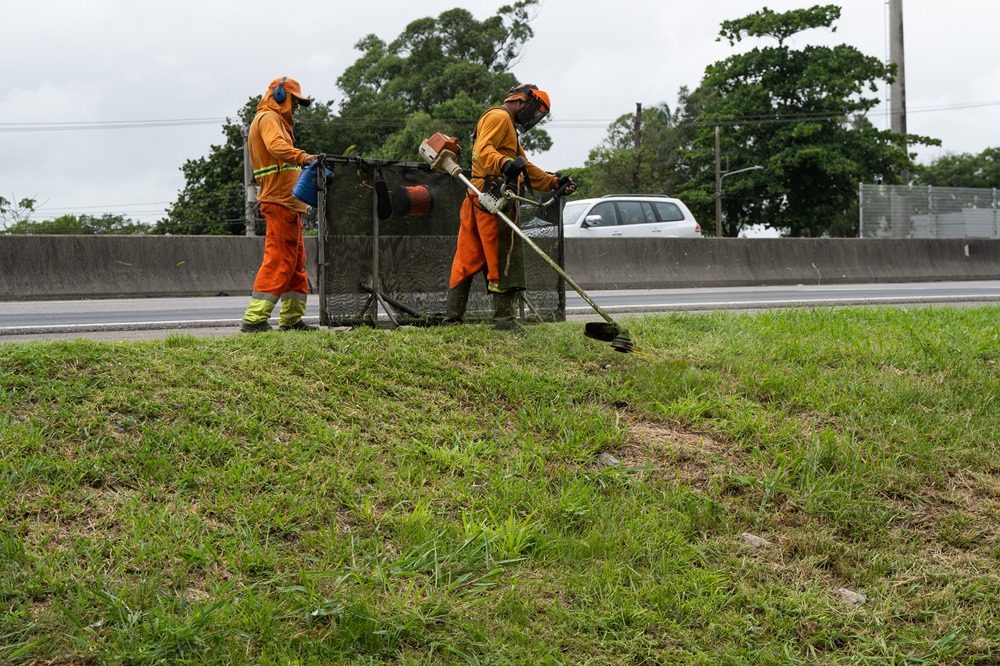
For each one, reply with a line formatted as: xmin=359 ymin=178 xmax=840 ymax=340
xmin=318 ymin=157 xmax=565 ymax=326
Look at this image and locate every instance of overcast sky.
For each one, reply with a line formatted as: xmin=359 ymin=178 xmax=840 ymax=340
xmin=3 ymin=0 xmax=999 ymax=224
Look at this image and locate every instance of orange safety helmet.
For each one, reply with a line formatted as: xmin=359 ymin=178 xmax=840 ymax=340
xmin=504 ymin=83 xmax=550 ymax=131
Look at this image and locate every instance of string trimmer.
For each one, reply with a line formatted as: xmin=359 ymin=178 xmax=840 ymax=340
xmin=419 ymin=133 xmax=634 ymax=353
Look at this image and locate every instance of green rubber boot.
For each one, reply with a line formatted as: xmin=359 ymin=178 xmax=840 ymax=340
xmin=492 ymin=291 xmax=523 ymax=332
xmin=443 ymin=277 xmax=473 ymax=325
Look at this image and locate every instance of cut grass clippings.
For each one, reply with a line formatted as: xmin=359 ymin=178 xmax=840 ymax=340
xmin=1 ymin=306 xmax=998 ymax=664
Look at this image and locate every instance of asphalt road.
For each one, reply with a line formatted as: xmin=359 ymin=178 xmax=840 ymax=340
xmin=2 ymin=280 xmax=998 ymax=342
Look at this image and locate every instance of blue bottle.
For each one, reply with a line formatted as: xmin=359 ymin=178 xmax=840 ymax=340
xmin=292 ymin=161 xmax=334 ymax=207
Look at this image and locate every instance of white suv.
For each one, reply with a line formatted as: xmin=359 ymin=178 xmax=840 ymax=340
xmin=560 ymin=195 xmax=702 ymax=238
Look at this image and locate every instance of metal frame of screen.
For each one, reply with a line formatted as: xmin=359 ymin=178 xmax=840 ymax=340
xmin=314 ymin=155 xmax=565 ymax=328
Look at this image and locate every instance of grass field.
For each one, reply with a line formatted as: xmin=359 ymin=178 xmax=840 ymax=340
xmin=1 ymin=306 xmax=998 ymax=664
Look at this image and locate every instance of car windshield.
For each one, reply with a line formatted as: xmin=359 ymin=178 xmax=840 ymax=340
xmin=562 ymin=202 xmax=589 ymax=226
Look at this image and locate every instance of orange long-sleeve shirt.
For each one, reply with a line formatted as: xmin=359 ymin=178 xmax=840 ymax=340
xmin=248 ymin=96 xmax=311 ymax=213
xmin=471 ymin=107 xmax=558 ymax=194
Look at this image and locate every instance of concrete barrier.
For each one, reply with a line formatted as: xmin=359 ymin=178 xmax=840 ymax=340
xmin=566 ymin=238 xmax=1000 ymax=289
xmin=1 ymin=236 xmax=998 ymax=300
xmin=0 ymin=236 xmax=318 ymax=300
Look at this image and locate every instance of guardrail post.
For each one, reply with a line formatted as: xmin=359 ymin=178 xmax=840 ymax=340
xmin=994 ymin=188 xmax=998 ymax=238
xmin=858 ymin=183 xmax=864 ymax=238
xmin=928 ymin=185 xmax=936 ymax=239
xmin=242 ymin=125 xmax=257 ymax=237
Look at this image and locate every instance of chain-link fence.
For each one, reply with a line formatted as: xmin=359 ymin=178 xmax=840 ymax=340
xmin=860 ymin=184 xmax=1000 ymax=239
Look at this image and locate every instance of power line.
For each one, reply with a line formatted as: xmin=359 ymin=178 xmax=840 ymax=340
xmin=35 ymin=210 xmax=166 ymax=215
xmin=4 ymin=98 xmax=1000 ymax=134
xmin=0 ymin=118 xmax=227 ymax=132
xmin=33 ymin=201 xmax=172 ymax=212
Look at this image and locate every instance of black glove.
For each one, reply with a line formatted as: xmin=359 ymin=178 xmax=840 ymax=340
xmin=556 ymin=173 xmax=577 ymax=194
xmin=501 ymin=156 xmax=527 ymax=182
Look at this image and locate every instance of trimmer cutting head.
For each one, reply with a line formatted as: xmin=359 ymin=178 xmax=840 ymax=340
xmin=584 ymin=322 xmax=634 ymax=353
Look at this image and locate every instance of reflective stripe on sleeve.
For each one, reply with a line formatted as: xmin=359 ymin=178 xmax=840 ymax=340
xmin=252 ymin=164 xmax=303 ymax=179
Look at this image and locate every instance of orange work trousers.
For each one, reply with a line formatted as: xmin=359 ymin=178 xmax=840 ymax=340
xmin=449 ymin=195 xmax=500 ymax=289
xmin=252 ymin=202 xmax=308 ymax=300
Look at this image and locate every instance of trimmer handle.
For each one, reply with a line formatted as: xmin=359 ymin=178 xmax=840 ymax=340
xmin=538 ymin=180 xmax=572 ymax=208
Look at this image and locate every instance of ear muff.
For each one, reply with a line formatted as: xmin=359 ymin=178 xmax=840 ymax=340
xmin=273 ymin=76 xmax=288 ymax=104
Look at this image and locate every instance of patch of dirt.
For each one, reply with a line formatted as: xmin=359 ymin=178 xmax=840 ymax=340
xmin=28 ymin=597 xmax=54 ymax=622
xmin=610 ymin=413 xmax=750 ymax=490
xmin=8 ymin=406 xmax=37 ymax=423
xmin=183 ymin=586 xmax=212 ymax=603
xmin=16 ymin=485 xmax=137 ymax=554
xmin=598 ymin=416 xmax=1000 ymax=622
xmin=889 ymin=468 xmax=1000 ymax=555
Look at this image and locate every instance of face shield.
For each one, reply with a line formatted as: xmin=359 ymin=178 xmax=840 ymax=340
xmin=515 ymin=95 xmax=549 ymax=133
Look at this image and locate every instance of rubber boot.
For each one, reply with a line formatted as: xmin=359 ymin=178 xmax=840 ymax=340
xmin=277 ymin=294 xmax=311 ymax=330
xmin=492 ymin=291 xmax=523 ymax=332
xmin=241 ymin=296 xmax=276 ymax=332
xmin=443 ymin=277 xmax=473 ymax=325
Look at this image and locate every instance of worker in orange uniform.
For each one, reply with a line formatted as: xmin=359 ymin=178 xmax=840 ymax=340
xmin=240 ymin=76 xmax=319 ymax=332
xmin=445 ymin=83 xmax=576 ymax=330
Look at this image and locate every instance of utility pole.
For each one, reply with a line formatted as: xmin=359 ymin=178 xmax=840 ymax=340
xmin=714 ymin=125 xmax=723 ymax=237
xmin=242 ymin=125 xmax=257 ymax=237
xmin=889 ymin=0 xmax=908 ymax=184
xmin=632 ymin=102 xmax=642 ymax=191
xmin=717 ymin=165 xmax=765 ymax=238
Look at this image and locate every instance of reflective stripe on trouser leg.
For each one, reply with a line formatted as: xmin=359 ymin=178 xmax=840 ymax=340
xmin=243 ymin=295 xmax=277 ymax=325
xmin=278 ymin=292 xmax=307 ymax=327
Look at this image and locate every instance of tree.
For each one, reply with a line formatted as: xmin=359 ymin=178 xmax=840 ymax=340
xmin=156 ymin=98 xmax=342 ymax=235
xmin=160 ymin=2 xmax=544 ymax=234
xmin=672 ymin=4 xmax=935 ymax=237
xmin=556 ymin=166 xmax=595 ymax=200
xmin=0 ymin=195 xmax=36 ymax=231
xmin=3 ymin=214 xmax=147 ymax=235
xmin=156 ymin=105 xmax=247 ymax=235
xmin=912 ymin=147 xmax=1000 ymax=188
xmin=582 ymin=104 xmax=685 ymax=198
xmin=336 ymin=1 xmax=549 ymax=160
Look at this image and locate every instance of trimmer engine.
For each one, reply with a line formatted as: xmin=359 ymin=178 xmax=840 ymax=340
xmin=418 ymin=133 xmax=463 ymax=177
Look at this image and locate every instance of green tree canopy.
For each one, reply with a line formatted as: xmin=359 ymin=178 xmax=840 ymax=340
xmin=0 ymin=195 xmax=36 ymax=231
xmin=912 ymin=147 xmax=1000 ymax=188
xmin=584 ymin=4 xmax=934 ymax=237
xmin=3 ymin=213 xmax=147 ymax=235
xmin=679 ymin=4 xmax=938 ymax=237
xmin=580 ymin=104 xmax=684 ymax=198
xmin=156 ymin=99 xmax=342 ymax=235
xmin=336 ymin=1 xmax=549 ymax=158
xmin=159 ymin=1 xmax=544 ymax=234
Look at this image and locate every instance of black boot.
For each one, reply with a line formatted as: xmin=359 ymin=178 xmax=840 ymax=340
xmin=443 ymin=277 xmax=473 ymax=325
xmin=492 ymin=291 xmax=523 ymax=332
